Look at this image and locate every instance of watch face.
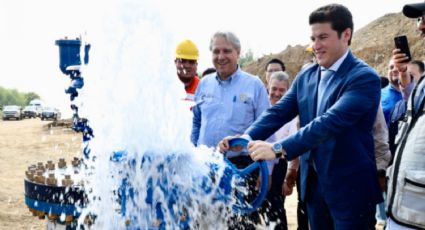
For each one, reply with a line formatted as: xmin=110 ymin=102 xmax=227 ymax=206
xmin=273 ymin=143 xmax=282 ymax=152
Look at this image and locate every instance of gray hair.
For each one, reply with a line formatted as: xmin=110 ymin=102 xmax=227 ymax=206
xmin=269 ymin=71 xmax=290 ymax=86
xmin=209 ymin=31 xmax=241 ymax=52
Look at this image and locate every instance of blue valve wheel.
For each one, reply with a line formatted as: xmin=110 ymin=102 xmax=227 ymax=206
xmin=228 ymin=137 xmax=249 ymax=151
xmin=226 ymin=137 xmax=269 ymax=214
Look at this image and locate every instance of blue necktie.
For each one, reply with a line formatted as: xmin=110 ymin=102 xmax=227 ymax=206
xmin=317 ymin=68 xmax=334 ymax=115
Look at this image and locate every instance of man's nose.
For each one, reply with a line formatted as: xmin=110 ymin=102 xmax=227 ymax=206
xmin=312 ymin=41 xmax=320 ymax=51
xmin=217 ymin=52 xmax=226 ymax=60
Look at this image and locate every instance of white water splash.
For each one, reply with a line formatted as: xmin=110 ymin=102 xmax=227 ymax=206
xmin=75 ymin=0 xmax=234 ymax=229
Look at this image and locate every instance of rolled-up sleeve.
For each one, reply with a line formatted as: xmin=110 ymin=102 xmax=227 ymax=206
xmin=400 ymin=81 xmax=415 ymax=101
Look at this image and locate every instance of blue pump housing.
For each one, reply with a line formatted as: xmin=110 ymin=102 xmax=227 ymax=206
xmin=55 ymin=38 xmax=90 ymax=75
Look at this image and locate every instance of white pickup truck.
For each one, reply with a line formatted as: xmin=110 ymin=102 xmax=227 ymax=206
xmin=2 ymin=105 xmax=22 ymax=120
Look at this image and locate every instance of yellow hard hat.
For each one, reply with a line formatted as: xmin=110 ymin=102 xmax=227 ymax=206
xmin=305 ymin=46 xmax=313 ymax=53
xmin=175 ymin=39 xmax=199 ymax=60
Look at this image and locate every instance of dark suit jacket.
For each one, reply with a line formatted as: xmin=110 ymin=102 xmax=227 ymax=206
xmin=246 ymin=51 xmax=383 ymax=214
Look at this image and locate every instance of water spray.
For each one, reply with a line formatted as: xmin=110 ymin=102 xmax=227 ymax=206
xmin=24 ymin=34 xmax=269 ymax=230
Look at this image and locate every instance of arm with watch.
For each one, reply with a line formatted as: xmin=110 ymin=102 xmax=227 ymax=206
xmin=243 ymin=135 xmax=297 ymax=195
xmin=244 ymin=61 xmax=381 ymax=163
xmin=247 ymin=139 xmax=287 ymax=161
xmin=216 ymin=134 xmax=285 ymax=160
xmin=243 ymin=80 xmax=300 ymax=161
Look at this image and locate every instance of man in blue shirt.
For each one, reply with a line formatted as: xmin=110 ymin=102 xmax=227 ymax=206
xmin=381 ymin=59 xmax=403 ymax=125
xmin=191 ymin=31 xmax=269 ymax=229
xmin=191 ymin=31 xmax=269 ymax=153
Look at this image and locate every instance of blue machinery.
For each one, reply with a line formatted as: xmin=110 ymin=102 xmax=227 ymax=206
xmin=23 ymin=38 xmax=269 ymax=229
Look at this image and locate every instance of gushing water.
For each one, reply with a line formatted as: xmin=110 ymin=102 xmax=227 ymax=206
xmin=75 ymin=0 xmax=235 ymax=229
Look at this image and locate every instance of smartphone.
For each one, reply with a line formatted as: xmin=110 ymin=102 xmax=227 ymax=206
xmin=394 ymin=35 xmax=412 ymax=63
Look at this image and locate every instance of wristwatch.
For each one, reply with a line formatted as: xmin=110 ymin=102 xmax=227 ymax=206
xmin=272 ymin=142 xmax=284 ymax=158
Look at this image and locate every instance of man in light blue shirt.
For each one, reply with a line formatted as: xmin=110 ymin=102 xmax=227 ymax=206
xmin=191 ymin=32 xmax=269 ymax=228
xmin=191 ymin=31 xmax=269 ymax=156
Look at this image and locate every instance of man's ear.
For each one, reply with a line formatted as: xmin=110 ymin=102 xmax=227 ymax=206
xmin=343 ymin=28 xmax=352 ymax=43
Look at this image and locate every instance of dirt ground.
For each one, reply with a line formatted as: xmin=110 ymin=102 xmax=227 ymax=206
xmin=0 ymin=118 xmax=299 ymax=229
xmin=0 ymin=119 xmax=81 ymax=230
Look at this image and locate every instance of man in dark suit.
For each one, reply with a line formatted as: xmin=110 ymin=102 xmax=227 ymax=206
xmin=219 ymin=4 xmax=382 ymax=229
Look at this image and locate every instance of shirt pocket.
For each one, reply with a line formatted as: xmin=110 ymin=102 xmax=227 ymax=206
xmin=199 ymin=94 xmax=220 ymax=116
xmin=395 ymin=170 xmax=425 ymax=226
xmin=230 ymin=95 xmax=254 ymax=127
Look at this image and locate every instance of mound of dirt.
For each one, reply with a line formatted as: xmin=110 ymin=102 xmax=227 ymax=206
xmin=43 ymin=118 xmax=74 ymax=129
xmin=244 ymin=13 xmax=425 ymax=80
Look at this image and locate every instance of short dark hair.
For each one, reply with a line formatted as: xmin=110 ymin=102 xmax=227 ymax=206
xmin=201 ymin=67 xmax=216 ymax=77
xmin=380 ymin=76 xmax=389 ymax=89
xmin=266 ymin=58 xmax=286 ymax=71
xmin=309 ymin=4 xmax=354 ymax=45
xmin=410 ymin=60 xmax=425 ymax=73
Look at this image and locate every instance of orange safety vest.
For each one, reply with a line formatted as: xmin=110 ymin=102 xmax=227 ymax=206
xmin=185 ymin=76 xmax=200 ymax=101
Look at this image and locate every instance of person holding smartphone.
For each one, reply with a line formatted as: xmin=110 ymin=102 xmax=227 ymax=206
xmin=385 ymin=2 xmax=425 ymax=230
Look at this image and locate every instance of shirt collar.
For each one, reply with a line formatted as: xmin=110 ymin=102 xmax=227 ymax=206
xmin=321 ymin=49 xmax=349 ymax=72
xmin=215 ymin=66 xmax=241 ymax=84
xmin=389 ymin=83 xmax=400 ymax=92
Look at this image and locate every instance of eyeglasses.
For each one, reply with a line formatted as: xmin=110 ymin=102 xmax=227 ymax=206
xmin=417 ymin=15 xmax=425 ymax=26
xmin=176 ymin=58 xmax=196 ymax=65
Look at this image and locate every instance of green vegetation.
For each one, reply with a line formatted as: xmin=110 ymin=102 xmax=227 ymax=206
xmin=238 ymin=49 xmax=255 ymax=68
xmin=0 ymin=86 xmax=41 ymax=110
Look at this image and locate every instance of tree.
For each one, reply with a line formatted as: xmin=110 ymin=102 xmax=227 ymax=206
xmin=238 ymin=49 xmax=254 ymax=68
xmin=24 ymin=92 xmax=41 ymax=105
xmin=0 ymin=86 xmax=40 ymax=107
